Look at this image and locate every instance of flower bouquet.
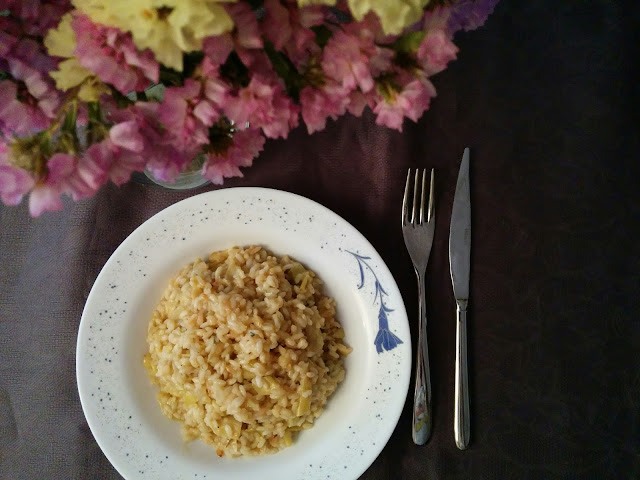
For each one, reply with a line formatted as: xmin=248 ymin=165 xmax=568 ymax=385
xmin=0 ymin=0 xmax=497 ymax=216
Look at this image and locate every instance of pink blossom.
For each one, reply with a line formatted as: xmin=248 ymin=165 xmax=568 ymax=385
xmin=0 ymin=81 xmax=53 ymax=137
xmin=262 ymin=0 xmax=323 ymax=65
xmin=299 ymin=82 xmax=349 ymax=134
xmin=226 ymin=3 xmax=262 ymax=49
xmin=225 ymin=75 xmax=299 ymax=139
xmin=72 ymin=113 xmax=150 ymax=189
xmin=447 ymin=0 xmax=499 ymax=35
xmin=117 ymin=102 xmax=192 ymax=182
xmin=77 ymin=136 xmax=145 ymax=188
xmin=347 ymin=88 xmax=377 ymax=117
xmin=0 ymin=140 xmax=35 ymax=206
xmin=202 ymin=129 xmax=265 ymax=185
xmin=29 ymin=152 xmax=93 ymax=217
xmin=72 ymin=14 xmax=159 ymax=94
xmin=203 ymin=34 xmax=234 ymax=66
xmin=322 ymin=28 xmax=392 ymax=94
xmin=0 ymin=31 xmax=18 ymax=58
xmin=201 ymin=58 xmax=231 ymax=107
xmin=262 ymin=0 xmax=292 ymax=51
xmin=237 ymin=49 xmax=281 ymax=84
xmin=3 ymin=0 xmax=70 ymax=37
xmin=373 ymin=76 xmax=437 ymax=132
xmin=109 ymin=120 xmax=145 ymax=153
xmin=203 ymin=2 xmax=262 ymax=66
xmin=0 ymin=37 xmax=61 ymax=136
xmin=417 ymin=29 xmax=458 ymax=76
xmin=159 ymin=79 xmax=218 ymax=155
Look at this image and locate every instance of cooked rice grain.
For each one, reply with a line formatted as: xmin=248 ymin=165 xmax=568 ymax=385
xmin=144 ymin=246 xmax=351 ymax=457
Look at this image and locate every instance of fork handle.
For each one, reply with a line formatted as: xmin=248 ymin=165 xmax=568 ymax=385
xmin=454 ymin=304 xmax=470 ymax=450
xmin=412 ymin=272 xmax=432 ymax=445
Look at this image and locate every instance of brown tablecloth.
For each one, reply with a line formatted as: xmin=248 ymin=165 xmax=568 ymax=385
xmin=1 ymin=2 xmax=639 ymax=479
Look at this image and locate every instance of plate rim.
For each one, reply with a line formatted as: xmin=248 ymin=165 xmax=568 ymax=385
xmin=76 ymin=186 xmax=411 ymax=480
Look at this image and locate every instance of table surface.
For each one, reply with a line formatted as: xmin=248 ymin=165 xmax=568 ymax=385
xmin=1 ymin=2 xmax=639 ymax=479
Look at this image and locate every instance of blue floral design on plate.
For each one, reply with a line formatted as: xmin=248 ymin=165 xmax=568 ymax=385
xmin=347 ymin=251 xmax=403 ymax=354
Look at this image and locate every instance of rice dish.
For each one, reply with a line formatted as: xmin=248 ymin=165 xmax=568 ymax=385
xmin=144 ymin=245 xmax=351 ymax=456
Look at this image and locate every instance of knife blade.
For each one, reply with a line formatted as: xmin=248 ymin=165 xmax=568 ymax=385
xmin=449 ymin=147 xmax=471 ymax=450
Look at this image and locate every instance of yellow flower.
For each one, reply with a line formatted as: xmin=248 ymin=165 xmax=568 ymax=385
xmin=49 ymin=58 xmax=91 ymax=90
xmin=347 ymin=0 xmax=430 ymax=35
xmin=72 ymin=0 xmax=235 ymax=71
xmin=78 ymin=77 xmax=111 ymax=102
xmin=296 ymin=0 xmax=336 ymax=6
xmin=43 ymin=12 xmax=76 ymax=57
xmin=44 ymin=13 xmax=109 ymax=101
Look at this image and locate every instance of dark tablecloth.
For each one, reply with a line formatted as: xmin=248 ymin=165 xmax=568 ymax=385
xmin=1 ymin=2 xmax=639 ymax=479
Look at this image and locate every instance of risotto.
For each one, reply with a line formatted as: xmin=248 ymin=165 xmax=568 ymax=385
xmin=144 ymin=245 xmax=351 ymax=457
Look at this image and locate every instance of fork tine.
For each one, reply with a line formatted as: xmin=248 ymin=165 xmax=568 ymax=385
xmin=419 ymin=169 xmax=426 ymax=224
xmin=428 ymin=168 xmax=435 ymax=222
xmin=412 ymin=170 xmax=419 ymax=224
xmin=402 ymin=169 xmax=411 ymax=226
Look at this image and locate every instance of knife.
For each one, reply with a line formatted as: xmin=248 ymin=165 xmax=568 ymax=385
xmin=449 ymin=147 xmax=471 ymax=450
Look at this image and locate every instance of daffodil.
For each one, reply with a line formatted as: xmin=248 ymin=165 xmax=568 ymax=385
xmin=348 ymin=0 xmax=430 ymax=35
xmin=72 ymin=0 xmax=236 ymax=71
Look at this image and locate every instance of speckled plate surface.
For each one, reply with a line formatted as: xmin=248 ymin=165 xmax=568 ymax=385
xmin=76 ymin=187 xmax=411 ymax=480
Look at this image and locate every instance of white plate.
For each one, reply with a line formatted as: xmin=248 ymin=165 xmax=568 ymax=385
xmin=77 ymin=187 xmax=411 ymax=480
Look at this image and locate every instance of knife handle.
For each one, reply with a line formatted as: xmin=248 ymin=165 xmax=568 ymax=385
xmin=412 ymin=272 xmax=432 ymax=445
xmin=454 ymin=303 xmax=470 ymax=450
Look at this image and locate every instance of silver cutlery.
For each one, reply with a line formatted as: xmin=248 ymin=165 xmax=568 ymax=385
xmin=449 ymin=148 xmax=471 ymax=450
xmin=402 ymin=168 xmax=435 ymax=445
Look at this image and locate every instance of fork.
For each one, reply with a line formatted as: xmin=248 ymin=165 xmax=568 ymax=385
xmin=402 ymin=168 xmax=435 ymax=446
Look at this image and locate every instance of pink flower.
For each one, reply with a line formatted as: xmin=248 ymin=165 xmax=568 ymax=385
xmin=203 ymin=34 xmax=234 ymax=66
xmin=322 ymin=28 xmax=392 ymax=94
xmin=226 ymin=3 xmax=262 ymax=50
xmin=77 ymin=135 xmax=145 ymax=189
xmin=0 ymin=38 xmax=61 ymax=136
xmin=299 ymin=82 xmax=349 ymax=134
xmin=110 ymin=120 xmax=144 ymax=153
xmin=0 ymin=81 xmax=54 ymax=137
xmin=0 ymin=31 xmax=18 ymax=58
xmin=29 ymin=153 xmax=93 ymax=217
xmin=202 ymin=129 xmax=265 ymax=184
xmin=202 ymin=60 xmax=231 ymax=107
xmin=447 ymin=0 xmax=499 ymax=35
xmin=347 ymin=88 xmax=377 ymax=117
xmin=373 ymin=75 xmax=437 ymax=132
xmin=417 ymin=29 xmax=458 ymax=76
xmin=115 ymin=102 xmax=193 ymax=182
xmin=159 ymin=79 xmax=219 ymax=155
xmin=72 ymin=14 xmax=159 ymax=94
xmin=0 ymin=140 xmax=35 ymax=206
xmin=225 ymin=76 xmax=299 ymax=139
xmin=203 ymin=2 xmax=262 ymax=66
xmin=3 ymin=0 xmax=70 ymax=37
xmin=262 ymin=0 xmax=324 ymax=65
xmin=262 ymin=0 xmax=292 ymax=51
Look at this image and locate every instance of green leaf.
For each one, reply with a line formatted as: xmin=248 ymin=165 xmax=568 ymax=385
xmin=110 ymin=88 xmax=134 ymax=108
xmin=62 ymin=102 xmax=78 ymax=132
xmin=159 ymin=65 xmax=184 ymax=87
xmin=220 ymin=51 xmax=250 ymax=88
xmin=393 ymin=51 xmax=420 ymax=71
xmin=311 ymin=25 xmax=332 ymax=49
xmin=183 ymin=51 xmax=205 ymax=79
xmin=264 ymin=40 xmax=304 ymax=103
xmin=245 ymin=0 xmax=264 ymax=10
xmin=392 ymin=31 xmax=427 ymax=54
